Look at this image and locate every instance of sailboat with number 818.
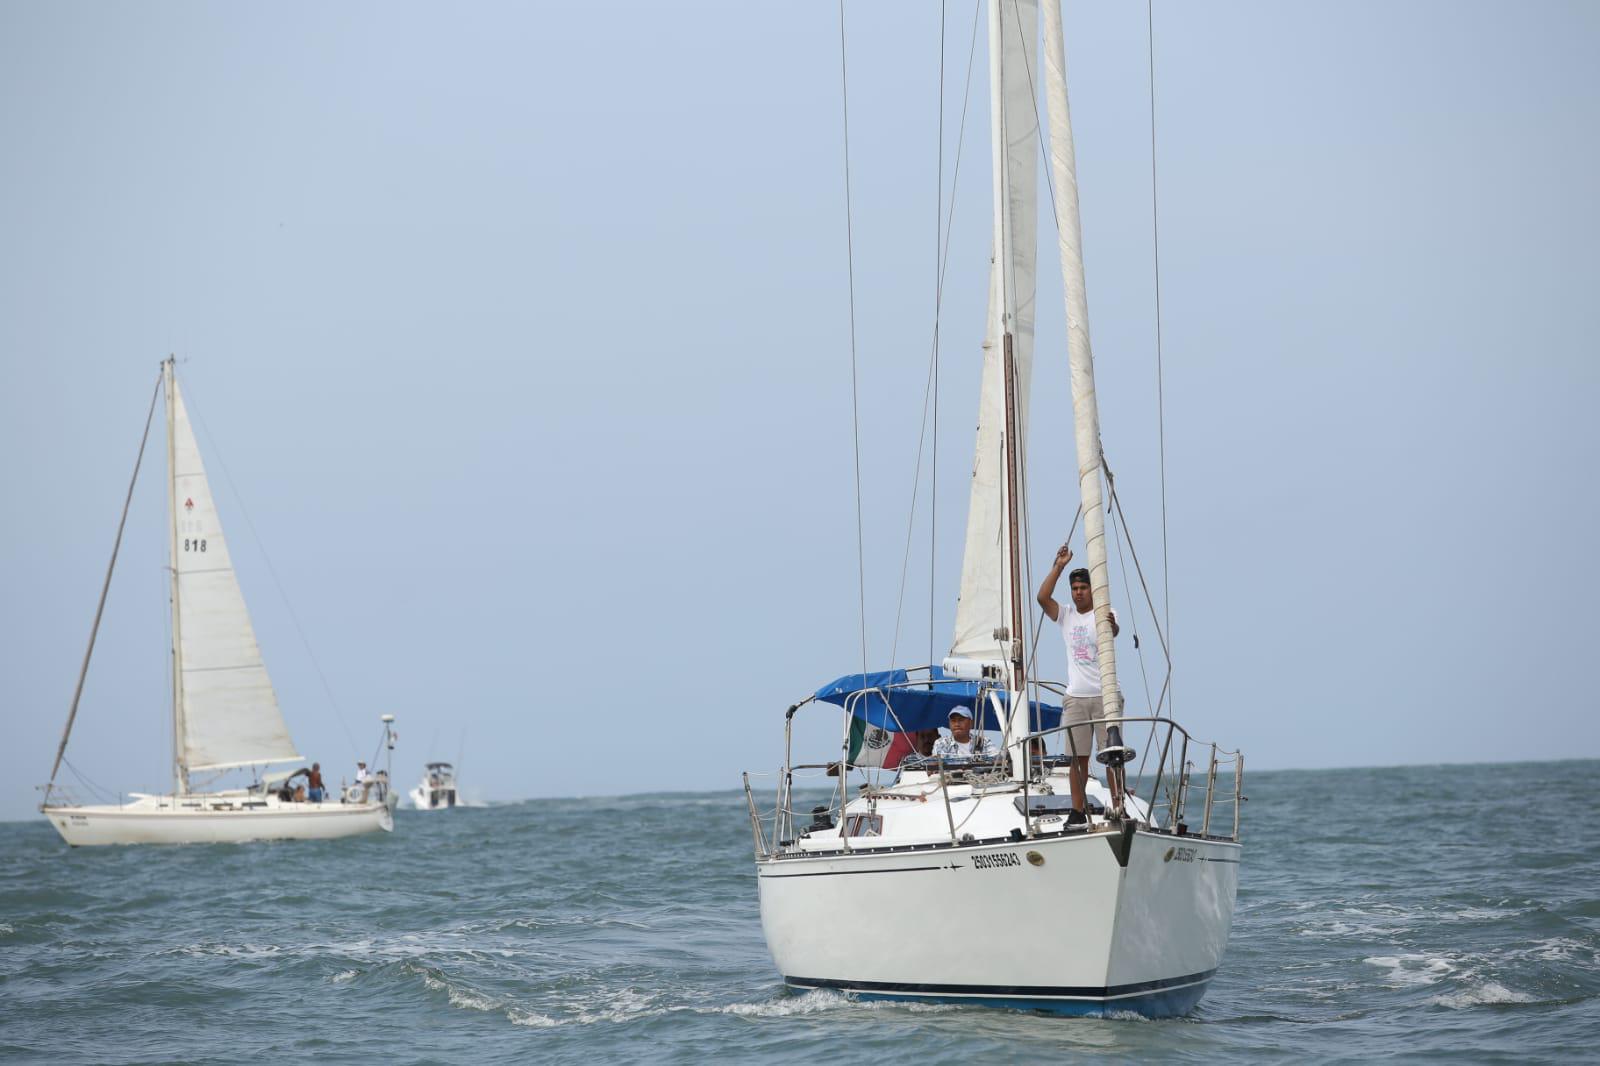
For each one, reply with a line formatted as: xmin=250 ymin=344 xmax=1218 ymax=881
xmin=40 ymin=358 xmax=395 ymax=846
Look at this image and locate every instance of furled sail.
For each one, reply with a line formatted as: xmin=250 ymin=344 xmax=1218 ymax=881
xmin=949 ymin=0 xmax=1039 ymax=663
xmin=1042 ymin=0 xmax=1121 ymax=716
xmin=170 ymin=378 xmax=300 ymax=771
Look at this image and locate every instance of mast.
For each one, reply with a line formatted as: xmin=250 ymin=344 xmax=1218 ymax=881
xmin=1002 ymin=333 xmax=1029 ymax=780
xmin=987 ymin=0 xmax=1030 ymax=780
xmin=1041 ymin=0 xmax=1127 ymax=758
xmin=164 ymin=356 xmax=188 ymax=795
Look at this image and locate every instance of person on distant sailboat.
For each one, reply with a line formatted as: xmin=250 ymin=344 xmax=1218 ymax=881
xmin=932 ymin=707 xmax=996 ymax=758
xmin=1036 ymin=544 xmax=1122 ymax=820
xmin=306 ymin=763 xmax=327 ymax=802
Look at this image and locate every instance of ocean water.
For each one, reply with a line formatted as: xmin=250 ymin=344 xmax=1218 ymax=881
xmin=2 ymin=760 xmax=1597 ymax=1064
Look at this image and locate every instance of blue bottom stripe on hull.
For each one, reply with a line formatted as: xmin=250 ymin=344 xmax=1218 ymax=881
xmin=782 ymin=970 xmax=1215 ymax=1018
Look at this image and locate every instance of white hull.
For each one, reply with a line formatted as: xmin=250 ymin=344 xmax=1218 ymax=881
xmin=408 ymin=787 xmax=457 ymax=811
xmin=409 ymin=766 xmax=459 ymax=811
xmin=758 ymin=824 xmax=1237 ymax=1015
xmin=42 ymin=792 xmax=393 ymax=846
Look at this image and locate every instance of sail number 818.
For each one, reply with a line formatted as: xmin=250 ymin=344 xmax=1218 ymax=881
xmin=183 ymin=538 xmax=208 ymax=552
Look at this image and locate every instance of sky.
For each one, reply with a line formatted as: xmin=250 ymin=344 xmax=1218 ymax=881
xmin=2 ymin=2 xmax=1596 ymax=822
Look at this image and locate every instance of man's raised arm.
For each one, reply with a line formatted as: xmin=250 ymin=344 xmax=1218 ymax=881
xmin=1036 ymin=544 xmax=1073 ymax=622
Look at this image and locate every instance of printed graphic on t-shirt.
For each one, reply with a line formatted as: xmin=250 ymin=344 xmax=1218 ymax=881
xmin=1069 ymin=622 xmax=1095 ymax=665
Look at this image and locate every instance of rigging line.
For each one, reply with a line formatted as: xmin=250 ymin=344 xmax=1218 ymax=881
xmin=931 ymin=0 xmax=948 ymax=670
xmin=161 ymin=523 xmax=173 ymax=791
xmin=1105 ymin=479 xmax=1155 ymax=716
xmin=1104 ymin=470 xmax=1171 ymax=666
xmin=1104 ymin=469 xmax=1175 ymax=716
xmin=887 ymin=0 xmax=982 ymax=667
xmin=48 ymin=369 xmax=163 ymax=793
xmin=889 ymin=344 xmax=942 ymax=667
xmin=1026 ymin=503 xmax=1080 ymax=689
xmin=61 ymin=756 xmax=118 ymax=805
xmin=1147 ymin=0 xmax=1172 ymax=710
xmin=838 ymin=0 xmax=869 ymax=682
xmin=181 ymin=377 xmax=361 ymax=757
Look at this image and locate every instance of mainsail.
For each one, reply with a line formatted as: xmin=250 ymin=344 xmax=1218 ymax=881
xmin=170 ymin=375 xmax=300 ymax=772
xmin=949 ymin=0 xmax=1040 ymax=664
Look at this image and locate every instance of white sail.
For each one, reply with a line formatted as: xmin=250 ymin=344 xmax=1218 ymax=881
xmin=170 ymin=378 xmax=300 ymax=772
xmin=950 ymin=0 xmax=1039 ymax=664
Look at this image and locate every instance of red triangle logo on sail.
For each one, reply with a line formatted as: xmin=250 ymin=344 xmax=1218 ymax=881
xmin=184 ymin=498 xmax=194 ymax=511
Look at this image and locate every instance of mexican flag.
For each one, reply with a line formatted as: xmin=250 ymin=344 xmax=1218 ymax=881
xmin=848 ymin=717 xmax=913 ymax=769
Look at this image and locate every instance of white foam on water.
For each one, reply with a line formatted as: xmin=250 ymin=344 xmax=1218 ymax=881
xmin=0 ymin=923 xmax=13 ymax=935
xmin=448 ymin=986 xmax=501 ymax=1012
xmin=1444 ymin=907 xmax=1506 ymax=923
xmin=569 ymin=987 xmax=666 ymax=1025
xmin=168 ymin=942 xmax=287 ymax=960
xmin=501 ymin=915 xmax=650 ymax=933
xmin=1517 ymin=937 xmax=1591 ymax=963
xmin=330 ymin=970 xmax=358 ymax=983
xmin=717 ymin=990 xmax=962 ymax=1019
xmin=1427 ymin=981 xmax=1536 ymax=1008
xmin=1364 ymin=954 xmax=1457 ymax=987
xmin=720 ymin=989 xmax=855 ymax=1018
xmin=515 ymin=993 xmax=676 ymax=1029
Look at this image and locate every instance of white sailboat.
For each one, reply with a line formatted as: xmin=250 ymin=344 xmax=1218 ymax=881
xmin=742 ymin=1 xmax=1243 ymax=1016
xmin=40 ymin=358 xmax=394 ymax=846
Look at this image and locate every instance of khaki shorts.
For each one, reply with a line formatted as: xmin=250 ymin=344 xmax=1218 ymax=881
xmin=1062 ymin=695 xmax=1110 ymax=758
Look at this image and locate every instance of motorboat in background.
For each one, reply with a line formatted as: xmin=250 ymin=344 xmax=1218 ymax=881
xmin=39 ymin=358 xmax=395 ymax=846
xmin=410 ymin=762 xmax=459 ymax=810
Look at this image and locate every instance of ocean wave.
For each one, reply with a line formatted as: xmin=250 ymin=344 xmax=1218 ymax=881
xmin=1363 ymin=954 xmax=1457 ymax=987
xmin=416 ymin=966 xmax=503 ymax=1013
xmin=1426 ymin=981 xmax=1537 ymax=1008
xmin=1513 ymin=937 xmax=1594 ymax=963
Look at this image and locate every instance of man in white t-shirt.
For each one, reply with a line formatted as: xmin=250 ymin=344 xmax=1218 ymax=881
xmin=1037 ymin=543 xmax=1122 ymax=820
xmin=932 ymin=707 xmax=996 ymax=758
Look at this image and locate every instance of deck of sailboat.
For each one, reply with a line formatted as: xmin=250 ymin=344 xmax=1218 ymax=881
xmin=780 ymin=767 xmax=1140 ymax=855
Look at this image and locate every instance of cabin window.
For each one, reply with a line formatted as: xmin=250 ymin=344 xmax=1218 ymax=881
xmin=845 ymin=813 xmax=883 ymax=838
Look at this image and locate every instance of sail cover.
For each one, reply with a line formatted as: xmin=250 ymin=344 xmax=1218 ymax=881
xmin=171 ymin=379 xmax=301 ymax=771
xmin=950 ymin=0 xmax=1040 ymax=663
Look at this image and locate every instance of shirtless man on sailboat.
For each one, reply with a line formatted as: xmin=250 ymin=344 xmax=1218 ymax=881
xmin=1036 ymin=544 xmax=1122 ymax=821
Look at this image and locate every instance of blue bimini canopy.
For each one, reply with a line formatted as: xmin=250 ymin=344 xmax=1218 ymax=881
xmin=812 ymin=667 xmax=1061 ymax=735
